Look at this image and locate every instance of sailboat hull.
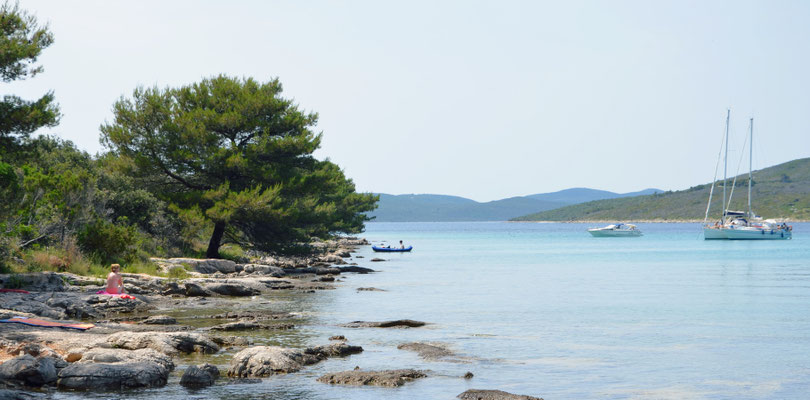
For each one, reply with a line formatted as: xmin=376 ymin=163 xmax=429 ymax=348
xmin=722 ymin=228 xmax=791 ymax=240
xmin=703 ymin=228 xmax=727 ymax=240
xmin=704 ymin=227 xmax=791 ymax=240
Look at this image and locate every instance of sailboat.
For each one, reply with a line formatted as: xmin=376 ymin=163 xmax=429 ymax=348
xmin=703 ymin=111 xmax=792 ymax=240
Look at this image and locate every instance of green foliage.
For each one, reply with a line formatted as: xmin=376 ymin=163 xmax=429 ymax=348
xmin=101 ymin=75 xmax=377 ymax=257
xmin=77 ymin=218 xmax=137 ymax=265
xmin=0 ymin=1 xmax=60 ymax=149
xmin=167 ymin=266 xmax=190 ymax=280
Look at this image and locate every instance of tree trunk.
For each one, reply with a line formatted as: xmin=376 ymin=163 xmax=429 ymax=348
xmin=206 ymin=221 xmax=226 ymax=259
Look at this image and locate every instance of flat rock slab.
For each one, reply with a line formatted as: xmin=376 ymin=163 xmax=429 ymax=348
xmin=107 ymin=332 xmax=219 ymax=355
xmin=457 ymin=389 xmax=544 ymax=400
xmin=342 ymin=319 xmax=426 ymax=328
xmin=317 ymin=369 xmax=427 ymax=387
xmin=397 ymin=342 xmax=455 ymax=360
xmin=209 ymin=320 xmax=294 ymax=331
xmin=228 ymin=343 xmax=362 ymax=378
xmin=57 ymin=361 xmax=170 ymax=390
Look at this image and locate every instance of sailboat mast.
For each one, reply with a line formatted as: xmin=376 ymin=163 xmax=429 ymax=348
xmin=722 ymin=109 xmax=730 ymax=221
xmin=748 ymin=117 xmax=753 ymax=217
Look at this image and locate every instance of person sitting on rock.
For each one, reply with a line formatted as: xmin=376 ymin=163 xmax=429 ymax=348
xmin=106 ymin=263 xmax=125 ymax=294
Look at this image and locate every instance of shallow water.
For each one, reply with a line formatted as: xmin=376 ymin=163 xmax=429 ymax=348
xmin=53 ymin=222 xmax=810 ymax=399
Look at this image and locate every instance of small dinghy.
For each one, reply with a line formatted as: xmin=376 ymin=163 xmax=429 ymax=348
xmin=372 ymin=246 xmax=413 ymax=252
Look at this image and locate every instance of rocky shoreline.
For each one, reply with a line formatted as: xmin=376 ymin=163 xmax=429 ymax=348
xmin=0 ymin=238 xmax=543 ymax=400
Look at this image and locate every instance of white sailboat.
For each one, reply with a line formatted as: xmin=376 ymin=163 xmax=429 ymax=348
xmin=703 ymin=112 xmax=792 ymax=240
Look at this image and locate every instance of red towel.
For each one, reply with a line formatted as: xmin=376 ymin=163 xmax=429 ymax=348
xmin=95 ymin=290 xmax=135 ymax=300
xmin=0 ymin=289 xmax=30 ymax=294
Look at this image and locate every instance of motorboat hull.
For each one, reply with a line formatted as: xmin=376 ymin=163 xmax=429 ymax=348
xmin=588 ymin=229 xmax=643 ymax=237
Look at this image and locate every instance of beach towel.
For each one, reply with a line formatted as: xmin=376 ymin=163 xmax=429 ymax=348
xmin=0 ymin=316 xmax=94 ymax=330
xmin=96 ymin=290 xmax=136 ymax=300
xmin=0 ymin=288 xmax=30 ymax=294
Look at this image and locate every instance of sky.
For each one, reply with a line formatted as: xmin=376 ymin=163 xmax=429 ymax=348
xmin=7 ymin=0 xmax=810 ymax=202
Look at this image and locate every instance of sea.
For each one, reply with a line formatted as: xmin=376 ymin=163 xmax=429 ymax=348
xmin=58 ymin=222 xmax=810 ymax=400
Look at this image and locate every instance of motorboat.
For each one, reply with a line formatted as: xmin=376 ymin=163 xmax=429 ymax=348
xmin=587 ymin=223 xmax=643 ymax=237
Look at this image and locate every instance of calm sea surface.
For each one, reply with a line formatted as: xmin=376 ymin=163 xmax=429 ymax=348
xmin=63 ymin=222 xmax=810 ymax=400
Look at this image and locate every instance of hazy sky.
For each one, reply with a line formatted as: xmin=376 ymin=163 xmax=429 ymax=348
xmin=8 ymin=0 xmax=810 ymax=201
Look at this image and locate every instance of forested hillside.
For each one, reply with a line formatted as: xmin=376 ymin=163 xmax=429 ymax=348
xmin=513 ymin=158 xmax=810 ymax=221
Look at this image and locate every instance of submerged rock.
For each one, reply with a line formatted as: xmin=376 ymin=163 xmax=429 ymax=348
xmin=140 ymin=315 xmax=177 ymax=325
xmin=180 ymin=363 xmax=219 ymax=388
xmin=316 ymin=369 xmax=427 ymax=387
xmin=397 ymin=342 xmax=454 ymax=360
xmin=339 ymin=266 xmax=375 ymax=274
xmin=457 ymin=389 xmax=544 ymax=400
xmin=342 ymin=319 xmax=426 ymax=328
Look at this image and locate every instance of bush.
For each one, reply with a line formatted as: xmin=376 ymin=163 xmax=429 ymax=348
xmin=77 ymin=218 xmax=137 ymax=265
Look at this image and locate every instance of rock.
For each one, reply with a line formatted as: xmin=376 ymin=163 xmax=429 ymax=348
xmin=85 ymin=294 xmax=150 ymax=314
xmin=314 ymin=267 xmax=341 ymax=275
xmin=205 ymin=282 xmax=260 ymax=297
xmin=339 ymin=266 xmax=375 ymax=274
xmin=0 ymin=354 xmax=57 ymax=387
xmin=227 ymin=346 xmax=309 ymax=377
xmin=318 ymin=275 xmax=335 ymax=282
xmin=305 ymin=342 xmax=363 ymax=358
xmin=316 ymin=369 xmax=427 ymax=387
xmin=175 ymin=258 xmax=237 ymax=274
xmin=184 ymin=282 xmax=213 ymax=297
xmin=209 ymin=320 xmax=261 ymax=331
xmin=107 ymin=332 xmax=219 ymax=355
xmin=228 ymin=343 xmax=363 ymax=378
xmin=0 ymin=389 xmax=46 ymax=399
xmin=162 ymin=281 xmax=185 ymax=295
xmin=397 ymin=342 xmax=454 ymax=360
xmin=240 ymin=264 xmax=284 ymax=277
xmin=464 ymin=371 xmax=474 ymax=379
xmin=57 ymin=361 xmax=170 ymax=390
xmin=211 ymin=336 xmax=252 ymax=347
xmin=370 ymin=258 xmax=385 ymax=262
xmin=78 ymin=348 xmax=174 ymax=371
xmin=44 ymin=297 xmax=98 ymax=319
xmin=342 ymin=319 xmax=426 ymax=328
xmin=65 ymin=353 xmax=82 ymax=363
xmin=180 ymin=363 xmax=219 ymax=388
xmin=457 ymin=390 xmax=544 ymax=400
xmin=329 ymin=335 xmax=346 ymax=341
xmin=356 ymin=287 xmax=385 ymax=292
xmin=140 ymin=315 xmax=177 ymax=325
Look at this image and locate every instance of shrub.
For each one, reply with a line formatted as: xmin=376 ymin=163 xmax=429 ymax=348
xmin=77 ymin=218 xmax=137 ymax=265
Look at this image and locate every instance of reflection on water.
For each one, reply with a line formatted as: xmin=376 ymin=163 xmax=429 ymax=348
xmin=52 ymin=222 xmax=810 ymax=399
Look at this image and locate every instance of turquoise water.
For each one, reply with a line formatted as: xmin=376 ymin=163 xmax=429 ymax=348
xmin=62 ymin=222 xmax=810 ymax=399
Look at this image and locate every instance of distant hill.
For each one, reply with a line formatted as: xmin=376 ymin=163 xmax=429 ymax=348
xmin=368 ymin=188 xmax=662 ymax=222
xmin=526 ymin=188 xmax=662 ymax=203
xmin=512 ymin=158 xmax=810 ymax=222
